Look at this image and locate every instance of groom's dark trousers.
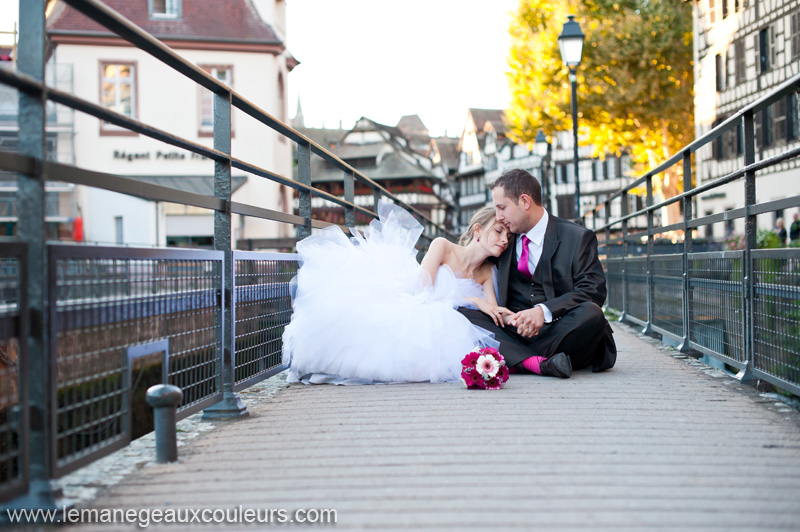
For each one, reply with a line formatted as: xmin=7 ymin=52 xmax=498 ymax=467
xmin=459 ymin=214 xmax=616 ymax=372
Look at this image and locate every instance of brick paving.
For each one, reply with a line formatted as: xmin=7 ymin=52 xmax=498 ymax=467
xmin=52 ymin=322 xmax=800 ymax=531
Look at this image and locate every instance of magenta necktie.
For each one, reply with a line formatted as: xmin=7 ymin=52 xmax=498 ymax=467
xmin=518 ymin=234 xmax=532 ymax=279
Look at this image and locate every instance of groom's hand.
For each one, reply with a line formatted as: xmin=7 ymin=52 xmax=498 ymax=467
xmin=511 ymin=306 xmax=545 ymax=338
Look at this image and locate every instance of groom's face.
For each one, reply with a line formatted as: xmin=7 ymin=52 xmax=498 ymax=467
xmin=492 ymin=186 xmax=528 ymax=234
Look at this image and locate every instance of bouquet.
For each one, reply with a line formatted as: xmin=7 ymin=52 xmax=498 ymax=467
xmin=460 ymin=346 xmax=509 ymax=390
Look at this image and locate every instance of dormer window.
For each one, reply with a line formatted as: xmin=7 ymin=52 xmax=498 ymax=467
xmin=149 ymin=0 xmax=181 ymax=19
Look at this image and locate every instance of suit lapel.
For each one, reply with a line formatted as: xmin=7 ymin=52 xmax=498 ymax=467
xmin=538 ymin=215 xmax=560 ymax=301
xmin=497 ymin=234 xmax=515 ymax=306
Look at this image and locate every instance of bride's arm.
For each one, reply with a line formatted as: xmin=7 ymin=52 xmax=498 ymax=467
xmin=464 ymin=265 xmax=513 ymax=327
xmin=419 ymin=237 xmax=449 ymax=286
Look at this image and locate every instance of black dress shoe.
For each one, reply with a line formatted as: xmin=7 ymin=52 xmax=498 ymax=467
xmin=539 ymin=352 xmax=572 ymax=378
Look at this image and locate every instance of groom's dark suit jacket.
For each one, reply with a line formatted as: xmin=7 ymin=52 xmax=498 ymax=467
xmin=496 ymin=213 xmax=616 ymax=371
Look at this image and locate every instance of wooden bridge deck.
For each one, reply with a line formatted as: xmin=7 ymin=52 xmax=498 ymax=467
xmin=55 ymin=322 xmax=800 ymax=531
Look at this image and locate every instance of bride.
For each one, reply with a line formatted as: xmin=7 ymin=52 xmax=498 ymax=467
xmin=282 ymin=201 xmax=512 ymax=384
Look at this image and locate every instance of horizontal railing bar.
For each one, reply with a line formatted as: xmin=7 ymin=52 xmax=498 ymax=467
xmin=0 ymin=67 xmax=227 ymax=163
xmin=685 ymin=343 xmax=747 ymax=369
xmin=754 ymin=281 xmax=800 ymax=299
xmin=748 ymin=195 xmax=800 ymax=216
xmin=749 ymin=368 xmax=800 ymax=398
xmin=752 ymin=248 xmax=800 ymax=259
xmin=0 ymin=61 xmax=450 ymax=239
xmin=687 ymin=250 xmax=744 ymax=260
xmin=596 ymin=74 xmax=800 ymax=208
xmin=231 ymin=92 xmax=308 ymax=147
xmin=233 ymin=251 xmax=300 ymax=261
xmin=234 ymin=282 xmax=290 ymax=303
xmin=229 ymin=157 xmax=375 ymax=218
xmin=62 ymin=0 xmax=234 ymax=95
xmin=649 ymin=325 xmax=683 ymax=345
xmin=687 ymin=208 xmax=747 ymax=229
xmin=231 ymin=201 xmax=338 ymax=230
xmin=58 ymin=0 xmax=452 ymax=239
xmin=596 ymin=144 xmax=800 ymax=230
xmin=233 ymin=364 xmax=287 ymax=393
xmin=48 ymin=243 xmax=224 ymax=261
xmin=624 ymin=315 xmax=647 ymax=328
xmin=46 ymin=160 xmax=225 ymax=211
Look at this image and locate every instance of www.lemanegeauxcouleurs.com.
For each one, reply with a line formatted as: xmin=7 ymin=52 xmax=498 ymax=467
xmin=6 ymin=506 xmax=338 ymax=527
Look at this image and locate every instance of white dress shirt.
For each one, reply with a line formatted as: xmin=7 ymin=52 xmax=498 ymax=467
xmin=516 ymin=209 xmax=553 ymax=323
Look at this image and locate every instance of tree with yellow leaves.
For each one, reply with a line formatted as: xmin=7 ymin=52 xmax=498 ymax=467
xmin=506 ymin=0 xmax=694 ymax=225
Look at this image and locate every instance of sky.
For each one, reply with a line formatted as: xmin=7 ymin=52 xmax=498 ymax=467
xmin=285 ymin=0 xmax=520 ymax=137
xmin=0 ymin=0 xmax=520 ymax=138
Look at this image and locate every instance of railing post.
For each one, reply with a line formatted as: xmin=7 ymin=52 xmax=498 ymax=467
xmin=679 ymin=151 xmax=693 ymax=352
xmin=344 ymin=171 xmax=355 ymax=228
xmin=297 ymin=142 xmax=312 ymax=241
xmin=203 ymin=90 xmax=248 ymax=420
xmin=620 ymin=189 xmax=629 ymax=322
xmin=2 ymin=0 xmax=66 ymax=515
xmin=737 ymin=110 xmax=758 ymax=383
xmin=373 ymin=187 xmax=382 ymax=214
xmin=642 ymin=174 xmax=654 ymax=335
xmin=604 ymin=200 xmax=611 ymax=258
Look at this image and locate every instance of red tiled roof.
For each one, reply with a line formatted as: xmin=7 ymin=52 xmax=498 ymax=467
xmin=47 ymin=0 xmax=281 ymax=45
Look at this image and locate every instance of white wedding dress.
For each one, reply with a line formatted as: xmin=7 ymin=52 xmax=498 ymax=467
xmin=282 ymin=201 xmax=497 ymax=384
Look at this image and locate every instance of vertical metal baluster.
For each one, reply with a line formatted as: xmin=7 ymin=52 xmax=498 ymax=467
xmin=643 ymin=174 xmax=654 ymax=335
xmin=203 ymin=90 xmax=247 ymax=419
xmin=5 ymin=0 xmax=66 ymax=513
xmin=679 ymin=151 xmax=693 ymax=352
xmin=604 ymin=200 xmax=612 ymax=307
xmin=296 ymin=143 xmax=312 ymax=241
xmin=373 ymin=187 xmax=382 ymax=216
xmin=344 ymin=171 xmax=355 ymax=228
xmin=620 ymin=190 xmax=629 ymax=322
xmin=738 ymin=110 xmax=757 ymax=384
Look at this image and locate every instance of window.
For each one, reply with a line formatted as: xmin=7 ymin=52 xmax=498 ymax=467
xmin=756 ymin=26 xmax=775 ymax=74
xmin=100 ymin=62 xmax=136 ymax=135
xmin=715 ymin=54 xmax=726 ymax=92
xmin=149 ymin=0 xmax=181 ymax=18
xmin=199 ymin=65 xmax=232 ymax=136
xmin=789 ymin=92 xmax=800 ymax=141
xmin=722 ymin=0 xmax=729 ymax=19
xmin=755 ymin=106 xmax=773 ymax=148
xmin=773 ymin=98 xmax=787 ymax=143
xmin=709 ymin=0 xmax=716 ymax=23
xmin=791 ymin=12 xmax=800 ymax=61
xmin=735 ymin=39 xmax=746 ymax=85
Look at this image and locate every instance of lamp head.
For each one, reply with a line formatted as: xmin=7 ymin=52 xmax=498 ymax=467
xmin=558 ymin=15 xmax=585 ymax=68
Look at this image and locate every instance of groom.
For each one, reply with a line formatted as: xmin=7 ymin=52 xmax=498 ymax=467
xmin=458 ymin=168 xmax=616 ymax=378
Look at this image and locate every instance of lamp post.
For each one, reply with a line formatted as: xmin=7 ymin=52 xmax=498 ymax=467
xmin=558 ymin=14 xmax=585 ymax=222
xmin=534 ymin=130 xmax=552 ymax=212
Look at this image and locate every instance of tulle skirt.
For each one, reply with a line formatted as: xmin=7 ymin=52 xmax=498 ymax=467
xmin=282 ymin=201 xmax=496 ymax=384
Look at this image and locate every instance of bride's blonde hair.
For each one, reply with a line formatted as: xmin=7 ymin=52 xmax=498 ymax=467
xmin=458 ymin=206 xmax=499 ymax=246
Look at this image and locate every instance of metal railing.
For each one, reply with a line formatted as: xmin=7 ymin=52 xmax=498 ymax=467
xmin=592 ymin=73 xmax=800 ymax=398
xmin=0 ymin=0 xmax=455 ymax=512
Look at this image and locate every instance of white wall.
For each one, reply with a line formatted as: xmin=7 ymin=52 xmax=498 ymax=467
xmin=52 ymin=28 xmax=293 ymax=245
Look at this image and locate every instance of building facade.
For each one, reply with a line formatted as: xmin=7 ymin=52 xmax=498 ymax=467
xmin=44 ymin=0 xmax=295 ymax=248
xmin=293 ymin=116 xmax=457 ymax=231
xmin=694 ymin=0 xmax=800 ymax=239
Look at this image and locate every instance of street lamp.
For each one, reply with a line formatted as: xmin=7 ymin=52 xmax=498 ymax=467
xmin=558 ymin=14 xmax=585 ymax=222
xmin=534 ymin=130 xmax=552 ymax=212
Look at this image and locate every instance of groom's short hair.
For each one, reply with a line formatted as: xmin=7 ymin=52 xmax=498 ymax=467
xmin=491 ymin=169 xmax=542 ymax=206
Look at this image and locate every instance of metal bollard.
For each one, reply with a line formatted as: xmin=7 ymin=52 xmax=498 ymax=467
xmin=145 ymin=384 xmax=183 ymax=463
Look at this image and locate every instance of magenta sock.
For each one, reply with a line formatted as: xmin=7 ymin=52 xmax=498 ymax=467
xmin=521 ymin=356 xmax=546 ymax=374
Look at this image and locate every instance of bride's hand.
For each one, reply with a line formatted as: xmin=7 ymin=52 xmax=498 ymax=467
xmin=473 ymin=299 xmax=510 ymax=328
